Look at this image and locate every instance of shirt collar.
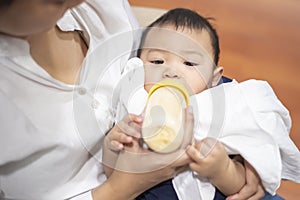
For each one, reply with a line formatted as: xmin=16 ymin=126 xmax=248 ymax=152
xmin=57 ymin=9 xmax=83 ymax=32
xmin=0 ymin=34 xmax=30 ymax=57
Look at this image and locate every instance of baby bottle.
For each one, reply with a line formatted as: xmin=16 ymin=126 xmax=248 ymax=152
xmin=142 ymin=80 xmax=189 ymax=153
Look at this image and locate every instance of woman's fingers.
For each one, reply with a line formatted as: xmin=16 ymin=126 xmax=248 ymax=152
xmin=117 ymin=114 xmax=142 ymax=138
xmin=106 ymin=129 xmax=132 ymax=150
xmin=105 ymin=113 xmax=143 ymax=151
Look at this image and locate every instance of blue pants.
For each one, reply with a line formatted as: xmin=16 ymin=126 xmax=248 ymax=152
xmin=136 ymin=179 xmax=284 ymax=200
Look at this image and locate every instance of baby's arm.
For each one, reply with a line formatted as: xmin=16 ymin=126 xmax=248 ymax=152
xmin=187 ymin=138 xmax=246 ymax=196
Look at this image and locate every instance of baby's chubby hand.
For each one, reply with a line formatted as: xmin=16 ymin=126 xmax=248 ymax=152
xmin=106 ymin=114 xmax=143 ymax=151
xmin=187 ymin=138 xmax=230 ymax=179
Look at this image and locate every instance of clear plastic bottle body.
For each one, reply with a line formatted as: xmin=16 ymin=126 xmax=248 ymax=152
xmin=142 ymin=80 xmax=189 ymax=153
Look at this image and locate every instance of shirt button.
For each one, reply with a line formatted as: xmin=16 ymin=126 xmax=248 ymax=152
xmin=91 ymin=99 xmax=100 ymax=109
xmin=77 ymin=87 xmax=87 ymax=95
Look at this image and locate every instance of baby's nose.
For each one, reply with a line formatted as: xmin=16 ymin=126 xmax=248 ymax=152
xmin=162 ymin=67 xmax=179 ymax=78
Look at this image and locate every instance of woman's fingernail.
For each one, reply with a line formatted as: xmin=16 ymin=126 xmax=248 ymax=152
xmin=134 ymin=116 xmax=142 ymax=122
xmin=119 ymin=144 xmax=124 ymax=150
xmin=198 ymin=151 xmax=205 ymax=159
xmin=127 ymin=136 xmax=133 ymax=142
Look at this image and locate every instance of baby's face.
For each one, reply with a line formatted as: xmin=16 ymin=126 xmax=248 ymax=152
xmin=0 ymin=0 xmax=85 ymax=37
xmin=140 ymin=25 xmax=222 ymax=95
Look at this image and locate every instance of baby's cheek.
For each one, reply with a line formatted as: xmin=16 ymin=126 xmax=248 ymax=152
xmin=189 ymin=82 xmax=207 ymax=95
xmin=144 ymin=74 xmax=160 ymax=92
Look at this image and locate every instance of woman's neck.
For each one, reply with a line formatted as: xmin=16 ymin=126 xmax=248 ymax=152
xmin=26 ymin=26 xmax=88 ymax=84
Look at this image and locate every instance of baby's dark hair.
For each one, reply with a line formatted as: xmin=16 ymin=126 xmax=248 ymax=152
xmin=0 ymin=0 xmax=13 ymax=8
xmin=138 ymin=8 xmax=220 ymax=65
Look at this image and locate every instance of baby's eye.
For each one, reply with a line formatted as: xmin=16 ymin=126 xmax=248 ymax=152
xmin=184 ymin=61 xmax=197 ymax=67
xmin=150 ymin=60 xmax=164 ymax=65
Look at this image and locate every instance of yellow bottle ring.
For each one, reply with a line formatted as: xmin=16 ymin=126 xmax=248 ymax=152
xmin=147 ymin=80 xmax=189 ymax=105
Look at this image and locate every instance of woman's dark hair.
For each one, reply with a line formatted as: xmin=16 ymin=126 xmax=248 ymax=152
xmin=0 ymin=0 xmax=13 ymax=8
xmin=138 ymin=8 xmax=220 ymax=65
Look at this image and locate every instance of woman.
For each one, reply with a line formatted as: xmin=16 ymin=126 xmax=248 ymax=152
xmin=0 ymin=0 xmax=264 ymax=199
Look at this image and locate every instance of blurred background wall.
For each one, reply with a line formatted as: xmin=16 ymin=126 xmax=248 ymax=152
xmin=129 ymin=0 xmax=300 ymax=199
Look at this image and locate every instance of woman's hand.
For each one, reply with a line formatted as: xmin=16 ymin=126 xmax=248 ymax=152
xmin=97 ymin=107 xmax=195 ymax=200
xmin=93 ymin=159 xmax=186 ymax=200
xmin=112 ymin=106 xmax=194 ymax=173
xmin=105 ymin=114 xmax=143 ymax=151
xmin=103 ymin=113 xmax=143 ymax=177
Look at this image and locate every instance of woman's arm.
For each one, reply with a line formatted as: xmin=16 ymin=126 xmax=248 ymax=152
xmin=93 ymin=163 xmax=180 ymax=200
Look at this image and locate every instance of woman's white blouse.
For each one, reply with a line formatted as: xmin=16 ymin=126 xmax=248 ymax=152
xmin=0 ymin=0 xmax=139 ymax=199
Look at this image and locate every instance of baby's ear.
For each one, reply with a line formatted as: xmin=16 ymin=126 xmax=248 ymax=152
xmin=211 ymin=66 xmax=224 ymax=87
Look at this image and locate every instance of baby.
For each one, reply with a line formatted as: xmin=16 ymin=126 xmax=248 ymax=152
xmin=107 ymin=8 xmax=300 ymax=200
